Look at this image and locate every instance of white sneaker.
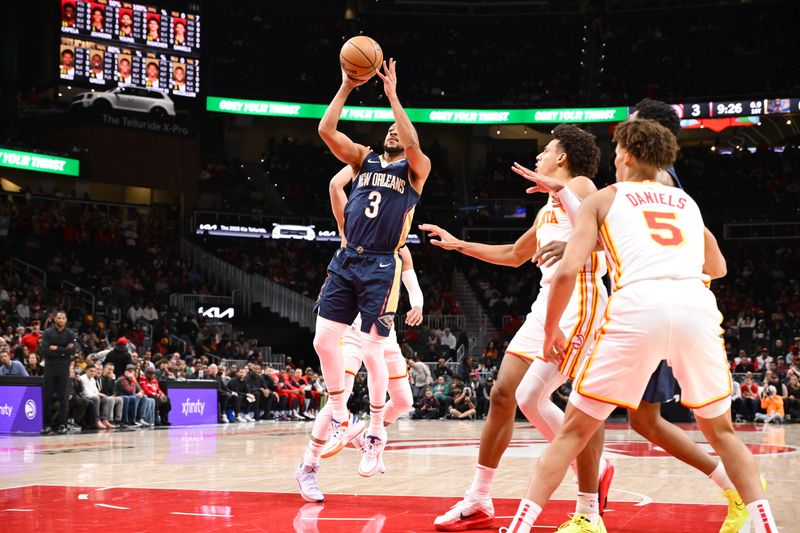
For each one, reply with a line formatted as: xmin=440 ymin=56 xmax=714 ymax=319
xmin=246 ymin=413 xmax=256 ymax=422
xmin=138 ymin=419 xmax=151 ymax=428
xmin=294 ymin=462 xmax=324 ymax=503
xmin=220 ymin=416 xmax=229 ymax=424
xmin=433 ymin=491 xmax=495 ymax=531
xmin=358 ymin=434 xmax=386 ymax=477
xmin=320 ymin=413 xmax=360 ymax=459
xmin=237 ymin=413 xmax=247 ymax=423
xmin=351 ymin=431 xmax=386 ymax=473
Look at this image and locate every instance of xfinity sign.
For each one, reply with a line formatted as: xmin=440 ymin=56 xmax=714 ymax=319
xmin=197 ymin=306 xmax=235 ymax=319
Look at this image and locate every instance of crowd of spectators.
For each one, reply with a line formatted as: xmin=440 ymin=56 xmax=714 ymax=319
xmin=208 ymin=8 xmax=583 ymax=107
xmin=595 ymin=3 xmax=799 ymax=104
xmin=207 ymin=3 xmax=796 ymax=108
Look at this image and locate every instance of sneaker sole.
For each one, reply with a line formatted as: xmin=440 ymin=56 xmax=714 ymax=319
xmin=358 ymin=465 xmax=382 ymax=478
xmin=598 ymin=462 xmax=615 ymax=516
xmin=294 ymin=469 xmax=324 ymax=503
xmin=320 ymin=420 xmax=366 ymax=459
xmin=433 ymin=513 xmax=494 ymax=531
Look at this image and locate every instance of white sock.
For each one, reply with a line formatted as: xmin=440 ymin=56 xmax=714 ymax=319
xmin=368 ymin=404 xmax=387 ymax=439
xmin=329 ymin=392 xmax=348 ymax=423
xmin=575 ymin=492 xmax=599 ymax=524
xmin=468 ymin=464 xmax=496 ymax=498
xmin=746 ymin=499 xmax=778 ymax=533
xmin=506 ymin=498 xmax=541 ymax=533
xmin=708 ymin=461 xmax=735 ymax=491
xmin=303 ymin=440 xmax=324 ymax=467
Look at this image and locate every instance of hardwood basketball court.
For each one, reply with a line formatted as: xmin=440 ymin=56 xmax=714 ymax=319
xmin=0 ymin=418 xmax=796 ymax=532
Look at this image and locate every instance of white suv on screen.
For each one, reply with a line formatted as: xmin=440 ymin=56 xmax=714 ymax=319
xmin=71 ymin=86 xmax=176 ymax=117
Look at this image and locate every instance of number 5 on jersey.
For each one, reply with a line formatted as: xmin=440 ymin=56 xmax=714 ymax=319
xmin=643 ymin=211 xmax=684 ymax=246
xmin=365 ymin=191 xmax=382 ymax=218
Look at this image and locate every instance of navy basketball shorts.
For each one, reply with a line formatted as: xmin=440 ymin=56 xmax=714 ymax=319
xmin=314 ymin=246 xmax=402 ymax=337
xmin=641 ymin=360 xmax=678 ymax=404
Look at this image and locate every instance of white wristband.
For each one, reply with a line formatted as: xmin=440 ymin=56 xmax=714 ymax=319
xmin=402 ymin=269 xmax=424 ymax=309
xmin=556 ymin=184 xmax=582 ymax=224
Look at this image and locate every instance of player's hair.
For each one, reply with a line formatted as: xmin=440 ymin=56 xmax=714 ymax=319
xmin=552 ymin=124 xmax=601 ymax=178
xmin=612 ymin=119 xmax=679 ymax=169
xmin=62 ymin=49 xmax=74 ymax=56
xmin=174 ymin=65 xmax=184 ymax=71
xmin=147 ymin=61 xmax=157 ymax=69
xmin=92 ymin=7 xmax=103 ymax=16
xmin=634 ymin=99 xmax=681 ymax=138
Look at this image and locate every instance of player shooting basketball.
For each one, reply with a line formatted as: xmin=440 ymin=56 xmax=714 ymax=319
xmin=309 ymin=58 xmax=431 ymax=482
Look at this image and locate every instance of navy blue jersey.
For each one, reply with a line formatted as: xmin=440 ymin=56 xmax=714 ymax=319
xmin=344 ymin=152 xmax=420 ymax=252
xmin=666 ymin=166 xmax=683 ymax=190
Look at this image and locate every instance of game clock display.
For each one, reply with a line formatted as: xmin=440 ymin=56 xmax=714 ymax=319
xmin=59 ymin=0 xmax=200 ymax=98
xmin=670 ymin=98 xmax=800 ymax=119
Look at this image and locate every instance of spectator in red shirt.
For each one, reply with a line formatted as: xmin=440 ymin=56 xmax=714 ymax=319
xmin=20 ymin=320 xmax=42 ymax=355
xmin=740 ymin=373 xmax=761 ymax=422
xmin=138 ymin=367 xmax=171 ymax=425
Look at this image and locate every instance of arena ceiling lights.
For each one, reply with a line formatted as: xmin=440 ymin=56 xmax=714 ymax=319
xmin=206 ymin=96 xmax=627 ymax=124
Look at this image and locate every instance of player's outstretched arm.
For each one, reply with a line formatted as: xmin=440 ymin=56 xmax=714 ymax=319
xmin=398 ymin=246 xmax=424 ymax=326
xmin=376 ymin=59 xmax=431 ymax=192
xmin=329 ymin=165 xmax=354 ymax=245
xmin=702 ymin=227 xmax=726 ymax=280
xmin=513 ymin=162 xmax=597 ymax=223
xmin=419 ymin=223 xmax=537 ymax=268
xmin=318 ymin=69 xmax=371 ymax=167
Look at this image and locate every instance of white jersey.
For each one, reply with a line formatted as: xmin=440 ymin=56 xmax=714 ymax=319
xmin=599 ymin=181 xmax=705 ymax=291
xmin=535 ymin=197 xmax=606 ymax=286
xmin=342 ymin=313 xmax=396 ymax=347
xmin=342 ymin=314 xmax=363 ymax=347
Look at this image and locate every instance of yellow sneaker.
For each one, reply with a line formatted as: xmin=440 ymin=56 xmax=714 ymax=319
xmin=556 ymin=514 xmax=607 ymax=533
xmin=719 ymin=476 xmax=767 ymax=533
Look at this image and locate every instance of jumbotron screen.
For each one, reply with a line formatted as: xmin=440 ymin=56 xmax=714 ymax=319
xmin=59 ymin=0 xmax=200 ymax=98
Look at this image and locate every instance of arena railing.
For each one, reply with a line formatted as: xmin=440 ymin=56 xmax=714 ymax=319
xmin=11 ymin=258 xmax=48 ymax=288
xmin=180 ymin=238 xmax=317 ymax=331
xmin=395 ymin=314 xmax=466 ymax=333
xmin=61 ymin=280 xmax=96 ymax=316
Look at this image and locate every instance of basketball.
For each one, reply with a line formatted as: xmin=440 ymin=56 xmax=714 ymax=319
xmin=339 ymin=35 xmax=383 ymax=81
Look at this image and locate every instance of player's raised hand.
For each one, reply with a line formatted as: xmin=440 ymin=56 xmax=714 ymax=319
xmin=341 ymin=67 xmax=369 ymax=89
xmin=405 ymin=306 xmax=424 ymax=327
xmin=532 ymin=240 xmax=566 ymax=267
xmin=375 ymin=58 xmax=398 ymax=100
xmin=542 ymin=327 xmax=567 ymax=364
xmin=512 ymin=162 xmax=568 ymax=195
xmin=419 ymin=223 xmax=462 ymax=251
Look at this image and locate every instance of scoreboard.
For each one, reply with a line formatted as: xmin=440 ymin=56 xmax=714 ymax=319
xmin=59 ymin=0 xmax=200 ymax=98
xmin=669 ymin=98 xmax=800 ymax=119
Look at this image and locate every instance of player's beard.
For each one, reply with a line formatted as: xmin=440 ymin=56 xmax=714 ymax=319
xmin=384 ymin=143 xmax=403 ymax=155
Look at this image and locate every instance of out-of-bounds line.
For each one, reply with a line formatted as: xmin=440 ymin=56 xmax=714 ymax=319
xmin=301 ymin=517 xmax=377 ymax=521
xmin=95 ymin=503 xmax=130 ymax=510
xmin=170 ymin=511 xmax=232 ymax=517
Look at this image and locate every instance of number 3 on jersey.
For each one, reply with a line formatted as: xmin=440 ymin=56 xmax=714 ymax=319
xmin=643 ymin=211 xmax=684 ymax=246
xmin=364 ymin=191 xmax=382 ymax=218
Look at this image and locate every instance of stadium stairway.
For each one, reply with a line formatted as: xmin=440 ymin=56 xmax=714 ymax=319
xmin=452 ymin=269 xmax=497 ymax=359
xmin=248 ymin=305 xmax=317 ymax=365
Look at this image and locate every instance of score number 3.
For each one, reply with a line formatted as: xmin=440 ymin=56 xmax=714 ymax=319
xmin=364 ymin=191 xmax=382 ymax=218
xmin=643 ymin=211 xmax=684 ymax=246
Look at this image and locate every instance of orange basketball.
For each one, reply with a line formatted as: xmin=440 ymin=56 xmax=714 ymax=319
xmin=340 ymin=35 xmax=383 ymax=81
